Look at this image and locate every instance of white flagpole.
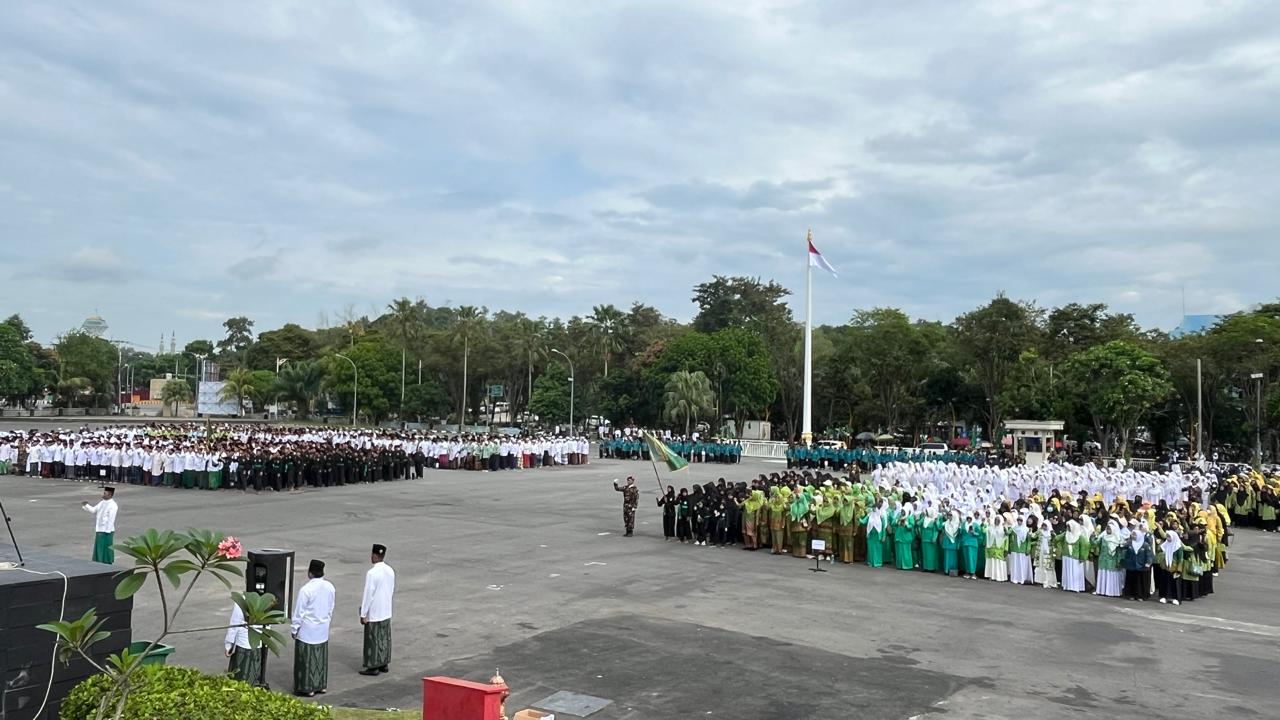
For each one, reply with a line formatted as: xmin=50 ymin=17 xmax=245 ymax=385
xmin=802 ymin=229 xmax=814 ymax=447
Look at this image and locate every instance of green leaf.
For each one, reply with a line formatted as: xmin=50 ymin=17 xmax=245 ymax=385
xmin=115 ymin=572 xmax=147 ymax=600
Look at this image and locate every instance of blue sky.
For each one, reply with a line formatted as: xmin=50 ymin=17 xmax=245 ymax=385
xmin=2 ymin=1 xmax=1277 ymax=346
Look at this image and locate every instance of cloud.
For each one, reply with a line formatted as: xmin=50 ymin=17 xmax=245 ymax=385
xmin=2 ymin=0 xmax=1278 ymax=344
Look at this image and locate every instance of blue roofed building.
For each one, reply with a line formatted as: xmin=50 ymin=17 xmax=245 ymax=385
xmin=1169 ymin=314 xmax=1222 ymax=338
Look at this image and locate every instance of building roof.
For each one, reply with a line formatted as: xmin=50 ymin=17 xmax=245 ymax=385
xmin=1169 ymin=314 xmax=1221 ymax=338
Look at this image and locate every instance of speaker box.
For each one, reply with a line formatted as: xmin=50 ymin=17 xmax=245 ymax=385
xmin=246 ymin=549 xmax=294 ymax=618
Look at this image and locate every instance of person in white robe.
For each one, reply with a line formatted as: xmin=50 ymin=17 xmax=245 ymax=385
xmin=358 ymin=543 xmax=396 ymax=675
xmin=291 ymin=559 xmax=336 ymax=697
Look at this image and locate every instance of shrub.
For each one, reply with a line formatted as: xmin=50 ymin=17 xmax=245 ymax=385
xmin=61 ymin=665 xmax=331 ymax=720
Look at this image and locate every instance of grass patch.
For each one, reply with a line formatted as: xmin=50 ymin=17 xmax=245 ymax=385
xmin=330 ymin=708 xmax=420 ymax=720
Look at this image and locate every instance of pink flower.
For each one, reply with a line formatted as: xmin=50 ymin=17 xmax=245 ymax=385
xmin=217 ymin=536 xmax=244 ymax=560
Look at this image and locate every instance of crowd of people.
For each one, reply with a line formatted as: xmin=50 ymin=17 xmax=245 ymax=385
xmin=785 ymin=444 xmax=980 ymax=470
xmin=600 ymin=431 xmax=742 ymax=464
xmin=0 ymin=424 xmax=592 ymax=491
xmin=646 ymin=461 xmax=1279 ymax=605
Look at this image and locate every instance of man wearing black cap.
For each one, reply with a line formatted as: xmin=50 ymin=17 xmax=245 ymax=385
xmin=291 ymin=559 xmax=336 ymax=697
xmin=359 ymin=543 xmax=396 ymax=676
xmin=82 ymin=486 xmax=118 ymax=564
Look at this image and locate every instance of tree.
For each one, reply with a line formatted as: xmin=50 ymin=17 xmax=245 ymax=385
xmin=55 ymin=331 xmax=117 ymax=407
xmin=589 ymin=304 xmax=627 ymax=378
xmin=448 ymin=306 xmax=486 ymax=425
xmin=1042 ymin=303 xmax=1139 ymax=363
xmin=0 ymin=324 xmax=39 ymax=405
xmin=275 ymin=360 xmax=325 ymax=418
xmin=323 ymin=335 xmax=401 ymax=423
xmin=385 ymin=297 xmax=423 ymax=414
xmin=216 ymin=317 xmax=255 ymax=366
xmin=403 ymin=380 xmax=449 ymax=422
xmin=183 ymin=339 xmax=215 ymax=357
xmin=4 ymin=313 xmax=33 ymax=342
xmin=529 ymin=367 xmax=571 ymax=423
xmin=246 ymin=324 xmax=318 ymax=370
xmin=834 ymin=309 xmax=931 ymax=434
xmin=1066 ymin=341 xmax=1174 ymax=458
xmin=218 ymin=368 xmax=259 ymax=415
xmin=160 ymin=379 xmax=192 ymax=417
xmin=663 ymin=369 xmax=716 ymax=436
xmin=953 ymin=295 xmax=1042 ymax=436
xmin=691 ymin=276 xmax=791 ymax=333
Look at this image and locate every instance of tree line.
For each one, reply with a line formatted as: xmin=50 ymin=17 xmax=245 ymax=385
xmin=1 ymin=284 xmax=1276 ymax=460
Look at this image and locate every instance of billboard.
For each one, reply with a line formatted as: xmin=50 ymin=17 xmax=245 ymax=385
xmin=197 ymin=381 xmax=240 ymax=416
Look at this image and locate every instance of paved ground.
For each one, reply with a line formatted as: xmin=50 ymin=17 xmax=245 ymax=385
xmin=2 ymin=455 xmax=1278 ymax=720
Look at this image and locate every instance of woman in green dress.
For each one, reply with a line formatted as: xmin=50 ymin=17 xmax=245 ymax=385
xmin=940 ymin=510 xmax=961 ymax=576
xmin=959 ymin=516 xmax=982 ymax=579
xmin=919 ymin=506 xmax=942 ymax=572
xmin=860 ymin=499 xmax=888 ymax=568
xmin=891 ymin=511 xmax=917 ymax=570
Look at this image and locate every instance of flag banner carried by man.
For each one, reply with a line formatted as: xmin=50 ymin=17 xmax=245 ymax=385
xmin=642 ymin=431 xmax=690 ymax=472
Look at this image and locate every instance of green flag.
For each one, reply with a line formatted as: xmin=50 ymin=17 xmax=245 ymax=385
xmin=642 ymin=431 xmax=689 ymax=472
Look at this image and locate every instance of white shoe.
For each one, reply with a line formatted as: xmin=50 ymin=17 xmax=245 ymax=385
xmin=1159 ymin=598 xmax=1167 ymax=604
xmin=1172 ymin=599 xmax=1180 ymax=606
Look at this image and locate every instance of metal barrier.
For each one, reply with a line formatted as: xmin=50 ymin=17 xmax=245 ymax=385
xmin=741 ymin=440 xmax=788 ymax=459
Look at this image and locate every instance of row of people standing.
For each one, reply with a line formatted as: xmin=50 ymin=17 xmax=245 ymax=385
xmin=601 ymin=436 xmax=741 ymax=464
xmin=785 ymin=445 xmax=979 ymax=471
xmin=649 ymin=470 xmax=1226 ymax=606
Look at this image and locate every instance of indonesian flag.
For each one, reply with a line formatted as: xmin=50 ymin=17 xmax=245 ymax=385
xmin=807 ymin=231 xmax=837 ymax=277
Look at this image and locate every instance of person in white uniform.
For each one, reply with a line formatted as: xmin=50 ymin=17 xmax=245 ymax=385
xmin=291 ymin=559 xmax=336 ymax=697
xmin=82 ymin=486 xmax=118 ymax=564
xmin=358 ymin=543 xmax=396 ymax=675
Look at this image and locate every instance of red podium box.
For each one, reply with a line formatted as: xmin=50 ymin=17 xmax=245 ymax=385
xmin=423 ymin=676 xmax=507 ymax=720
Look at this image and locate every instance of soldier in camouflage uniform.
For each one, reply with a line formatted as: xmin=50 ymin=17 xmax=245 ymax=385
xmin=613 ymin=476 xmax=639 ymax=536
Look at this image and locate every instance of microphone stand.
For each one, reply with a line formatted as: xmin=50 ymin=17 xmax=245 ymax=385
xmin=0 ymin=496 xmax=24 ymax=566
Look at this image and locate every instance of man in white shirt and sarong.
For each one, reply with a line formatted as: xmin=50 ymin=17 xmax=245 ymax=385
xmin=358 ymin=543 xmax=396 ymax=675
xmin=224 ymin=601 xmax=262 ymax=685
xmin=82 ymin=486 xmax=118 ymax=564
xmin=291 ymin=559 xmax=336 ymax=697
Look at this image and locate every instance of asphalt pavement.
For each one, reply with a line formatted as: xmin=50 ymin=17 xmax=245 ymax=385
xmin=2 ymin=456 xmax=1277 ymax=719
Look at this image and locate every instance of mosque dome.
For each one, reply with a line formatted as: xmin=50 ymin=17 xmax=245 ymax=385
xmin=81 ymin=313 xmax=109 ymax=337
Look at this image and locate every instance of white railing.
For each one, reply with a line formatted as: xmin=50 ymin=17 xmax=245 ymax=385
xmin=741 ymin=440 xmax=788 ymax=459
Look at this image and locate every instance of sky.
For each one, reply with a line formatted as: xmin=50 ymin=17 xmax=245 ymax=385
xmin=2 ymin=1 xmax=1278 ymax=348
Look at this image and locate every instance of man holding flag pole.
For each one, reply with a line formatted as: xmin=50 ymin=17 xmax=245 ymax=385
xmin=803 ymin=229 xmax=838 ymax=448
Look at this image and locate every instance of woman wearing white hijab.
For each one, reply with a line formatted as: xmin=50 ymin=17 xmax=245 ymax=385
xmin=941 ymin=510 xmax=962 ymax=576
xmin=984 ymin=515 xmax=1009 ymax=582
xmin=1061 ymin=520 xmax=1087 ymax=592
xmin=1079 ymin=514 xmax=1098 ymax=590
xmin=1007 ymin=513 xmax=1033 ymax=585
xmin=1034 ymin=517 xmax=1057 ymax=589
xmin=1121 ymin=520 xmax=1153 ymax=601
xmin=1094 ymin=520 xmax=1126 ymax=597
xmin=1157 ymin=528 xmax=1185 ymax=606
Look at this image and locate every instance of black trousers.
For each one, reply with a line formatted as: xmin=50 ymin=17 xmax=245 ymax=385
xmin=1124 ymin=568 xmax=1149 ymax=599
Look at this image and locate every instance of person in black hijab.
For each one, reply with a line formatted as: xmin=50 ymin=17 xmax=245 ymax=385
xmin=657 ymin=486 xmax=677 ymax=541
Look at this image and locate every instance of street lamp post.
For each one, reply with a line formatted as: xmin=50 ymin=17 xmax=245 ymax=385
xmin=1255 ymin=338 xmax=1266 ymax=468
xmin=551 ymin=348 xmax=574 ymax=434
xmin=335 ymin=353 xmax=358 ymax=426
xmin=275 ymin=357 xmax=288 ymax=419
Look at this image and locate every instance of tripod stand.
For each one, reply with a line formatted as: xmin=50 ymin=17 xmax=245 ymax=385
xmin=0 ymin=496 xmax=24 ymax=566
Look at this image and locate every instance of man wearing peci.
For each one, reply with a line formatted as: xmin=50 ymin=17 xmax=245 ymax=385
xmin=291 ymin=559 xmax=336 ymax=697
xmin=359 ymin=543 xmax=396 ymax=675
xmin=82 ymin=486 xmax=118 ymax=564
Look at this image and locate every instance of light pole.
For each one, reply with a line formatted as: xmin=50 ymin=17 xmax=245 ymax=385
xmin=335 ymin=353 xmax=357 ymax=426
xmin=551 ymin=348 xmax=574 ymax=434
xmin=1254 ymin=337 xmax=1265 ymax=468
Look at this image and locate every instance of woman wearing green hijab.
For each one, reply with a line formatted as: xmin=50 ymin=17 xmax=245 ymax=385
xmin=768 ymin=486 xmax=790 ymax=555
xmin=742 ymin=489 xmax=765 ymax=550
xmin=789 ymin=486 xmax=812 ymax=558
xmin=813 ymin=491 xmax=836 ymax=562
xmin=835 ymin=488 xmax=857 ymax=564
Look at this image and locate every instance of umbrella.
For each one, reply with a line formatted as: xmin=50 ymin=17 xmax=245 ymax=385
xmin=875 ymin=433 xmax=896 ymax=442
xmin=950 ymin=437 xmax=971 ymax=448
xmin=855 ymin=432 xmax=875 ymax=441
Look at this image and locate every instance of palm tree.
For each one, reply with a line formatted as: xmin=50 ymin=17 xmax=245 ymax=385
xmin=218 ymin=368 xmax=258 ymax=416
xmin=515 ymin=317 xmax=546 ymax=418
xmin=386 ymin=297 xmax=422 ymax=414
xmin=449 ymin=306 xmax=486 ymax=426
xmin=160 ymin=378 xmax=192 ymax=417
xmin=589 ymin=304 xmax=627 ymax=378
xmin=276 ymin=360 xmax=324 ymax=418
xmin=663 ymin=369 xmax=716 ymax=437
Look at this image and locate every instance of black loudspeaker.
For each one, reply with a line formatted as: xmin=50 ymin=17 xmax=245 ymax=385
xmin=246 ymin=549 xmax=295 ymax=618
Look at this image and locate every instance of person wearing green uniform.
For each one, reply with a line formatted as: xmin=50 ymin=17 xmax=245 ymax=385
xmin=940 ymin=510 xmax=961 ymax=576
xmin=860 ymin=500 xmax=888 ymax=568
xmin=1007 ymin=514 xmax=1034 ymax=584
xmin=834 ymin=488 xmax=857 ymax=564
xmin=742 ymin=490 xmax=764 ymax=550
xmin=891 ymin=512 xmax=916 ymax=570
xmin=812 ymin=491 xmax=836 ymax=562
xmin=789 ymin=487 xmax=811 ymax=558
xmin=768 ymin=487 xmax=790 ymax=555
xmin=919 ymin=507 xmax=942 ymax=573
xmin=960 ymin=516 xmax=982 ymax=579
xmin=983 ymin=515 xmax=1009 ymax=582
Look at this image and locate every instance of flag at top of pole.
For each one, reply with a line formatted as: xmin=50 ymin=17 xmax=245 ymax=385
xmin=801 ymin=228 xmax=834 ymax=448
xmin=808 ymin=234 xmax=838 ymax=277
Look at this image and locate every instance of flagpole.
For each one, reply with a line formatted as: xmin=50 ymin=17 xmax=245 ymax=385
xmin=802 ymin=229 xmax=814 ymax=447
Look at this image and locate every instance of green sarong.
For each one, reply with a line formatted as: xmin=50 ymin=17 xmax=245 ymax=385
xmin=209 ymin=470 xmax=223 ymax=490
xmin=293 ymin=640 xmax=328 ymax=694
xmin=228 ymin=645 xmax=263 ymax=685
xmin=362 ymin=619 xmax=392 ymax=671
xmin=92 ymin=532 xmax=114 ymax=564
xmin=182 ymin=470 xmax=195 ymax=489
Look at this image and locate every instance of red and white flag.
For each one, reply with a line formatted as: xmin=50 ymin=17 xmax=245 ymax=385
xmin=807 ymin=231 xmax=837 ymax=277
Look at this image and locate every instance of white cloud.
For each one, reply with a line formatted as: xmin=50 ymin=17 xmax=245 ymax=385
xmin=2 ymin=0 xmax=1278 ymax=343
